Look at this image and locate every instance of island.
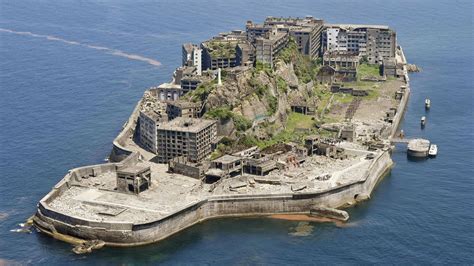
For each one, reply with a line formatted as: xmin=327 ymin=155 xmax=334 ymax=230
xmin=32 ymin=16 xmax=413 ymax=252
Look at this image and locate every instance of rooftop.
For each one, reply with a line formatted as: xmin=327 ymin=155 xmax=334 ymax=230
xmin=157 ymin=117 xmax=216 ymax=133
xmin=325 ymin=23 xmax=390 ymax=30
xmin=212 ymin=154 xmax=242 ymax=164
xmin=157 ymin=82 xmax=181 ymax=89
xmin=117 ymin=163 xmax=150 ymax=175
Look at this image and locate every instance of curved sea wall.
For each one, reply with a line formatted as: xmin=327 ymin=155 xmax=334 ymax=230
xmin=34 ymin=151 xmax=392 ymax=246
xmin=109 ymin=98 xmax=143 ymax=162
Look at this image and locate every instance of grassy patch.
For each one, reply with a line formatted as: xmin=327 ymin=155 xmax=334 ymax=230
xmin=286 ymin=112 xmax=314 ymax=131
xmin=357 ymin=63 xmax=381 ymax=79
xmin=205 ymin=107 xmax=252 ymax=132
xmin=333 ymin=93 xmax=354 ymax=104
xmin=207 ymin=40 xmax=237 ymax=58
xmin=185 ymin=82 xmax=215 ymax=102
xmin=276 ymin=38 xmax=321 ymax=84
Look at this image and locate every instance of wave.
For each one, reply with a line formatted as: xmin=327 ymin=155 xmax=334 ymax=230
xmin=0 ymin=28 xmax=161 ymax=67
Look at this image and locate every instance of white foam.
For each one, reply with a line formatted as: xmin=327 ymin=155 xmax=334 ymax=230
xmin=0 ymin=28 xmax=162 ymax=67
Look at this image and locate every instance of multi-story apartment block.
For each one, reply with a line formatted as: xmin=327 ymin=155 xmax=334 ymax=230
xmin=182 ymin=43 xmax=202 ymax=75
xmin=156 ymin=118 xmax=217 ymax=163
xmin=166 ymin=100 xmax=201 ymax=120
xmin=322 ymin=24 xmax=396 ymax=64
xmin=246 ymin=16 xmax=324 ymax=59
xmin=139 ymin=108 xmax=168 ymax=154
xmin=255 ymin=27 xmax=289 ymax=65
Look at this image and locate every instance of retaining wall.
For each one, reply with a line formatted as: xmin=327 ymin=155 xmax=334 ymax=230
xmin=109 ymin=99 xmax=143 ymax=162
xmin=35 ymin=151 xmax=392 ymax=246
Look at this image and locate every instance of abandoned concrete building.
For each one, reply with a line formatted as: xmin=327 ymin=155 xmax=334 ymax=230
xmin=182 ymin=43 xmax=202 ymax=75
xmin=166 ymin=100 xmax=201 ymax=120
xmin=205 ymin=155 xmax=243 ymax=183
xmin=168 ymin=156 xmax=208 ymax=179
xmin=153 ymin=83 xmax=183 ymax=101
xmin=139 ymin=109 xmax=167 ymax=154
xmin=255 ymin=27 xmax=289 ymax=65
xmin=116 ymin=164 xmax=152 ymax=194
xmin=323 ymin=51 xmax=361 ymax=69
xmin=156 ymin=118 xmax=217 ymax=163
xmin=243 ymin=156 xmax=278 ymax=176
xmin=236 ymin=42 xmax=255 ymax=67
xmin=322 ymin=24 xmax=397 ymax=64
xmin=247 ymin=16 xmax=324 ymax=59
xmin=289 ymin=95 xmax=317 ymax=115
xmin=382 ymin=57 xmax=397 ymax=77
xmin=305 ymin=136 xmax=346 ymax=159
xmin=339 ymin=125 xmax=356 ymax=142
xmin=200 ymin=31 xmax=248 ymax=70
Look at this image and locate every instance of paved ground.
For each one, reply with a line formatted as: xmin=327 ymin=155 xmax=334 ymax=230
xmin=47 ymin=147 xmax=377 ymax=224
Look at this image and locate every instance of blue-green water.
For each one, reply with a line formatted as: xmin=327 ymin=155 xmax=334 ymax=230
xmin=0 ymin=0 xmax=473 ymax=264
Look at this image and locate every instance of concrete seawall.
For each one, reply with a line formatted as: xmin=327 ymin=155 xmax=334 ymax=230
xmin=390 ymin=47 xmax=411 ymax=138
xmin=109 ymin=99 xmax=142 ymax=162
xmin=34 ymin=150 xmax=392 ymax=246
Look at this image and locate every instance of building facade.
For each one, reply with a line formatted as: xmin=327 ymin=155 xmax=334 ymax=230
xmin=255 ymin=28 xmax=289 ymax=65
xmin=156 ymin=118 xmax=217 ymax=163
xmin=139 ymin=108 xmax=168 ymax=154
xmin=166 ymin=100 xmax=201 ymax=120
xmin=322 ymin=24 xmax=396 ymax=64
xmin=247 ymin=16 xmax=324 ymax=59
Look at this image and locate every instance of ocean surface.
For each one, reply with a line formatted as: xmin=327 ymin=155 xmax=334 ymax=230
xmin=0 ymin=0 xmax=473 ymax=264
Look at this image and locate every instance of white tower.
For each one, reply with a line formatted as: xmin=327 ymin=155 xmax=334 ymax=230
xmin=217 ymin=68 xmax=222 ymax=86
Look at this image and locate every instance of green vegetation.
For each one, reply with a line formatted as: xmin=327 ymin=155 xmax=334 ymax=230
xmin=184 ymin=81 xmax=215 ymax=102
xmin=205 ymin=107 xmax=252 ymax=132
xmin=238 ymin=112 xmax=318 ymax=149
xmin=276 ymin=38 xmax=321 ymax=84
xmin=286 ymin=112 xmax=315 ymax=131
xmin=365 ymin=89 xmax=380 ymax=100
xmin=277 ymin=39 xmax=298 ymax=64
xmin=276 ymin=76 xmax=288 ymax=94
xmin=333 ymin=93 xmax=354 ymax=104
xmin=267 ymin=95 xmax=278 ymax=115
xmin=357 ymin=63 xmax=381 ymax=79
xmin=255 ymin=60 xmax=272 ymax=74
xmin=207 ymin=40 xmax=237 ymax=58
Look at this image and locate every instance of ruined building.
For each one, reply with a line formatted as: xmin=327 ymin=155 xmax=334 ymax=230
xmin=322 ymin=24 xmax=396 ymax=64
xmin=156 ymin=118 xmax=217 ymax=163
xmin=247 ymin=16 xmax=324 ymax=59
xmin=255 ymin=27 xmax=289 ymax=65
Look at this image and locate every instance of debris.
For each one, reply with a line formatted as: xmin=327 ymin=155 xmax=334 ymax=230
xmin=72 ymin=240 xmax=105 ymax=254
xmin=291 ymin=184 xmax=307 ymax=192
xmin=309 ymin=206 xmax=349 ymax=222
xmin=229 ymin=181 xmax=247 ymax=190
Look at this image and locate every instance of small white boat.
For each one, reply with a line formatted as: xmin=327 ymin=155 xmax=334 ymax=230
xmin=429 ymin=144 xmax=438 ymax=157
xmin=425 ymin=99 xmax=431 ymax=109
xmin=421 ymin=116 xmax=426 ymax=126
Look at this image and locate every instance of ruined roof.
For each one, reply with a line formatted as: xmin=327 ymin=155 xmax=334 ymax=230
xmin=117 ymin=164 xmax=150 ymax=175
xmin=157 ymin=82 xmax=181 ymax=89
xmin=212 ymin=154 xmax=241 ymax=164
xmin=157 ymin=117 xmax=216 ymax=133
